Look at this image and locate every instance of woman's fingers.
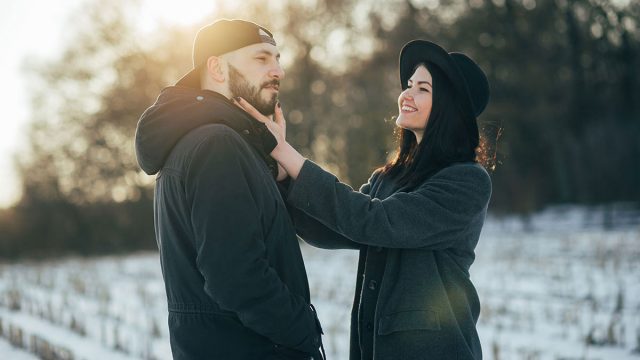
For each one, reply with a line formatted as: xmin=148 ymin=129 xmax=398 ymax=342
xmin=233 ymin=97 xmax=268 ymax=124
xmin=233 ymin=97 xmax=286 ymax=142
xmin=233 ymin=97 xmax=278 ymax=136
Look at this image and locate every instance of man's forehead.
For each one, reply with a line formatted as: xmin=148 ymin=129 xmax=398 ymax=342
xmin=237 ymin=43 xmax=280 ymax=57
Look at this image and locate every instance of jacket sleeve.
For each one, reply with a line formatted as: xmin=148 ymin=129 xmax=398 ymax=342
xmin=285 ymin=160 xmax=492 ymax=250
xmin=277 ymin=172 xmax=378 ymax=250
xmin=186 ymin=132 xmax=320 ymax=354
xmin=289 ymin=207 xmax=361 ymax=250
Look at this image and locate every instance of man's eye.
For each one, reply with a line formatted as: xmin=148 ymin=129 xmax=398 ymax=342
xmin=256 ymin=57 xmax=267 ymax=62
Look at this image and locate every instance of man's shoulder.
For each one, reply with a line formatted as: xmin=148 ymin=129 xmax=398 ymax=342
xmin=176 ymin=124 xmax=249 ymax=153
xmin=162 ymin=124 xmax=254 ymax=171
xmin=185 ymin=123 xmax=243 ymax=141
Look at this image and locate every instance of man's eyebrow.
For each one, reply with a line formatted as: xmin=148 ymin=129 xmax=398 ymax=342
xmin=255 ymin=49 xmax=281 ymax=59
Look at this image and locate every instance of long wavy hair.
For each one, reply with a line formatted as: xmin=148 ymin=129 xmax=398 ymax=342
xmin=380 ymin=62 xmax=484 ymax=190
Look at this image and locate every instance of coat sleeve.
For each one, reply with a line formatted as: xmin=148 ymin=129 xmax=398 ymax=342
xmin=277 ymin=172 xmax=378 ymax=250
xmin=186 ymin=132 xmax=320 ymax=354
xmin=285 ymin=160 xmax=492 ymax=250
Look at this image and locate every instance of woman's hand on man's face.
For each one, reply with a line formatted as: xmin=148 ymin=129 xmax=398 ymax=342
xmin=232 ymin=97 xmax=286 ymax=147
xmin=233 ymin=97 xmax=305 ymax=180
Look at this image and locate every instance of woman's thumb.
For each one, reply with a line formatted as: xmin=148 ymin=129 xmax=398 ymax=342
xmin=275 ymin=102 xmax=285 ymax=127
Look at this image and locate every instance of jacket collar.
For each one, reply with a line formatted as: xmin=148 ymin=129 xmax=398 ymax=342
xmin=135 ymin=86 xmax=278 ymax=176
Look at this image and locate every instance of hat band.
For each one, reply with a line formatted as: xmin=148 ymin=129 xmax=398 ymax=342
xmin=260 ymin=35 xmax=276 ymax=46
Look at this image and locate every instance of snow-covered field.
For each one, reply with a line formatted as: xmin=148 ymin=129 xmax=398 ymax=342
xmin=0 ymin=206 xmax=639 ymax=360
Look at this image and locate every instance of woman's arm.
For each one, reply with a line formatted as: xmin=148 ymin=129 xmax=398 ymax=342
xmin=286 ymin=161 xmax=491 ymax=250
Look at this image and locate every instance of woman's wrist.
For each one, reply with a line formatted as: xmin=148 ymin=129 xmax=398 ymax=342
xmin=273 ymin=142 xmax=306 ymax=180
xmin=276 ymin=164 xmax=289 ymax=181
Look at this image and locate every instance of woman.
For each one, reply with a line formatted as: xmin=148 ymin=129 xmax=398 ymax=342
xmin=234 ymin=40 xmax=492 ymax=360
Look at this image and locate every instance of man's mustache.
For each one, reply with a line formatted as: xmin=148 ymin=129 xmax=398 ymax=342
xmin=261 ymin=80 xmax=280 ymax=89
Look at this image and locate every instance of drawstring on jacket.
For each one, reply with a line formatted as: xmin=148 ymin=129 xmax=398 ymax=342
xmin=309 ymin=303 xmax=326 ymax=360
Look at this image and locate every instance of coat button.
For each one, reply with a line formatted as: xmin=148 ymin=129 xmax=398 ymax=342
xmin=196 ymin=95 xmax=204 ymax=101
xmin=366 ymin=322 xmax=373 ymax=331
xmin=368 ymin=280 xmax=377 ymax=290
xmin=242 ymin=129 xmax=250 ymax=135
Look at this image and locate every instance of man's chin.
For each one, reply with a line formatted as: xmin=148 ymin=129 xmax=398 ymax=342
xmin=255 ymin=101 xmax=276 ymax=116
xmin=260 ymin=108 xmax=276 ymax=116
xmin=258 ymin=94 xmax=278 ymax=115
xmin=261 ymin=89 xmax=278 ymax=101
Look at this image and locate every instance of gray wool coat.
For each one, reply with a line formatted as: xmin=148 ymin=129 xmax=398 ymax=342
xmin=282 ymin=160 xmax=492 ymax=360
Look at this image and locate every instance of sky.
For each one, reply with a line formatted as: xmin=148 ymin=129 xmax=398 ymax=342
xmin=0 ymin=0 xmax=217 ymax=208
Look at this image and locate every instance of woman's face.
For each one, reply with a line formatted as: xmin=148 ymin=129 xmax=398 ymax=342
xmin=396 ymin=65 xmax=433 ymax=143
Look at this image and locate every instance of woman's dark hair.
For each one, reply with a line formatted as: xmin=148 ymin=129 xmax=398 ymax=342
xmin=380 ymin=62 xmax=482 ymax=190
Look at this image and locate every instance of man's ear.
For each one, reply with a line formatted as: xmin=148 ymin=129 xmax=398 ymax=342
xmin=205 ymin=56 xmax=225 ymax=83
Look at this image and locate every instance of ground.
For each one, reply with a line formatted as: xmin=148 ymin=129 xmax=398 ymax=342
xmin=0 ymin=205 xmax=638 ymax=359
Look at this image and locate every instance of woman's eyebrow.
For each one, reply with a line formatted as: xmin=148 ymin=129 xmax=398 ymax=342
xmin=409 ymin=79 xmax=432 ymax=86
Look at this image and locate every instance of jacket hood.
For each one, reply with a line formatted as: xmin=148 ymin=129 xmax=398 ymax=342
xmin=135 ymin=86 xmax=278 ymax=175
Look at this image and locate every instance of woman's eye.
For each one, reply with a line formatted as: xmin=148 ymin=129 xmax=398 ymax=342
xmin=256 ymin=57 xmax=267 ymax=62
xmin=420 ymin=88 xmax=430 ymax=92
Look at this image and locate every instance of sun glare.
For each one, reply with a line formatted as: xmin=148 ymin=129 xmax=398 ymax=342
xmin=138 ymin=0 xmax=218 ymax=32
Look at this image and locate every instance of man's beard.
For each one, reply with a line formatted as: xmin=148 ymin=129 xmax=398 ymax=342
xmin=228 ymin=64 xmax=279 ymax=116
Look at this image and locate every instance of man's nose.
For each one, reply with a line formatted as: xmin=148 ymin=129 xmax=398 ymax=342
xmin=270 ymin=63 xmax=285 ymax=79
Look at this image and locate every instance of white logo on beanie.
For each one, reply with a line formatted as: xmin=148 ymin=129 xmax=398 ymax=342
xmin=258 ymin=28 xmax=276 ymax=46
xmin=259 ymin=29 xmax=270 ymax=37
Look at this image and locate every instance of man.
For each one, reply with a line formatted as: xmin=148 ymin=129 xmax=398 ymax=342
xmin=135 ymin=19 xmax=324 ymax=360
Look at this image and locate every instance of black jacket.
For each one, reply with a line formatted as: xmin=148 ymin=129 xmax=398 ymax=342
xmin=135 ymin=86 xmax=323 ymax=360
xmin=285 ymin=160 xmax=491 ymax=360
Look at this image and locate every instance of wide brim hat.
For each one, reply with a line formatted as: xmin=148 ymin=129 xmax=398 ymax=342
xmin=176 ymin=19 xmax=277 ymax=88
xmin=399 ymin=40 xmax=489 ymax=117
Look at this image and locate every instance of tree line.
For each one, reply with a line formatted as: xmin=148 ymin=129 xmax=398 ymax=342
xmin=1 ymin=0 xmax=638 ymax=258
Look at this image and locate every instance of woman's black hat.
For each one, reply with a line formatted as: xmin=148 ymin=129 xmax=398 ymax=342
xmin=399 ymin=40 xmax=489 ymax=117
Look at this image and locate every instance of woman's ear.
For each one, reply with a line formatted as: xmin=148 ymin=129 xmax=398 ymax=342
xmin=205 ymin=56 xmax=225 ymax=83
